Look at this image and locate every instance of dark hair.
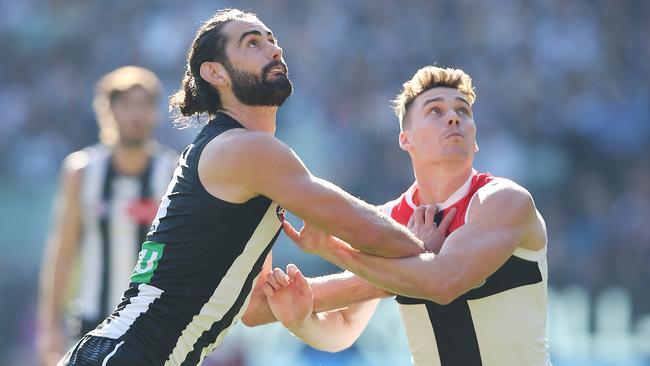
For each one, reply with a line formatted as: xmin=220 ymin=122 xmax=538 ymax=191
xmin=170 ymin=9 xmax=258 ymax=125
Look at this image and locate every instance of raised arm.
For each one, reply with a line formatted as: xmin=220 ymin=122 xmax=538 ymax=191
xmin=287 ymin=181 xmax=545 ymax=304
xmin=199 ymin=130 xmax=424 ymax=258
xmin=37 ymin=153 xmax=85 ymax=366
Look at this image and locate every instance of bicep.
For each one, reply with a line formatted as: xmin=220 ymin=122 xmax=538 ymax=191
xmin=435 ymin=187 xmax=535 ymax=289
xmin=233 ymin=135 xmax=381 ymax=235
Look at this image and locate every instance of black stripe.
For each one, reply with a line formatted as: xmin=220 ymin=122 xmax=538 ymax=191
xmin=98 ymin=155 xmax=116 ymax=320
xmin=394 ymin=210 xmax=544 ymax=365
xmin=426 ymin=299 xmax=482 ymax=365
xmin=180 ymin=230 xmax=279 ymax=366
xmin=395 ymin=256 xmax=542 ymax=305
xmin=137 ymin=156 xmax=154 ymax=247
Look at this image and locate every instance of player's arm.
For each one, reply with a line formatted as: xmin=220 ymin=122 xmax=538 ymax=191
xmin=287 ymin=182 xmax=540 ymax=304
xmin=201 ymin=131 xmax=424 ymax=258
xmin=242 ymin=269 xmax=388 ymax=326
xmin=263 ymin=264 xmax=380 ymax=352
xmin=37 ymin=153 xmax=85 ymax=365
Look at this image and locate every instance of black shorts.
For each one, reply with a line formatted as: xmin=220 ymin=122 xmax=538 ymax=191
xmin=58 ymin=335 xmax=147 ymax=366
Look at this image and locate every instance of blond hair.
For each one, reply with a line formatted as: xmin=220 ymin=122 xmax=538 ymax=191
xmin=392 ymin=66 xmax=476 ymax=130
xmin=93 ymin=66 xmax=161 ymax=145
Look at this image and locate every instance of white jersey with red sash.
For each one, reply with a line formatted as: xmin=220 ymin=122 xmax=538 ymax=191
xmin=379 ymin=170 xmax=551 ymax=366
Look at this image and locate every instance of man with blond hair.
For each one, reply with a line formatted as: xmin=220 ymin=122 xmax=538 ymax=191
xmin=257 ymin=65 xmax=552 ymax=366
xmin=38 ymin=66 xmax=177 ymax=366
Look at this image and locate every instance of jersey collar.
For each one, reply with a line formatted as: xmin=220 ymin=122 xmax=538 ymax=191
xmin=406 ymin=169 xmax=477 ymax=210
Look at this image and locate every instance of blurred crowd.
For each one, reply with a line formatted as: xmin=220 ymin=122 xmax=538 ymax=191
xmin=1 ymin=0 xmax=649 ymax=364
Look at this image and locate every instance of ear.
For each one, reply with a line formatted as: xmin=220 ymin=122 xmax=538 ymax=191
xmin=474 ymin=140 xmax=479 ymax=153
xmin=200 ymin=61 xmax=229 ymax=87
xmin=399 ymin=130 xmax=412 ymax=152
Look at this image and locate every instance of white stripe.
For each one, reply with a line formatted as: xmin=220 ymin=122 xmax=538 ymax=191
xmin=165 ymin=202 xmax=281 ymax=365
xmin=398 ymin=304 xmax=441 ymax=366
xmin=101 ymin=341 xmax=125 ymax=366
xmin=78 ymin=145 xmax=110 ymax=320
xmin=89 ymin=283 xmax=164 ymax=339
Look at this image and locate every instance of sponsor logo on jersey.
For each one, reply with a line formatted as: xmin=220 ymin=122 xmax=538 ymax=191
xmin=131 ymin=241 xmax=166 ymax=284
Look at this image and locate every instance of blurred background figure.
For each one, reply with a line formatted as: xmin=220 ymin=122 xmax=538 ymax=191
xmin=0 ymin=1 xmax=648 ymax=365
xmin=36 ymin=66 xmax=177 ymax=366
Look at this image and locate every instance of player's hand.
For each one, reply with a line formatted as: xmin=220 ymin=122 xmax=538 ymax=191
xmin=282 ymin=220 xmax=335 ymax=256
xmin=263 ymin=264 xmax=314 ymax=329
xmin=408 ymin=206 xmax=456 ymax=254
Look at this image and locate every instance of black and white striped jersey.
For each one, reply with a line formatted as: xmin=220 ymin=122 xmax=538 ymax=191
xmin=88 ymin=113 xmax=283 ymax=365
xmin=75 ymin=143 xmax=177 ymax=334
xmin=382 ymin=172 xmax=551 ymax=366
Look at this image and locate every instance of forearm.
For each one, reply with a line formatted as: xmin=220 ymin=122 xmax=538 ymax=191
xmin=321 ymin=239 xmax=451 ymax=303
xmin=311 ymin=271 xmax=389 ymax=312
xmin=243 ymin=271 xmax=388 ymax=326
xmin=288 ymin=177 xmax=424 ymax=258
xmin=288 ymin=299 xmax=379 ymax=352
xmin=315 ymin=183 xmax=424 ymax=258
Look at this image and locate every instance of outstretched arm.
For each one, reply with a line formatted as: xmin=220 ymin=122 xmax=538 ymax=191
xmin=263 ymin=264 xmax=380 ymax=352
xmin=200 ymin=131 xmax=424 ymax=258
xmin=286 ymin=183 xmax=542 ymax=304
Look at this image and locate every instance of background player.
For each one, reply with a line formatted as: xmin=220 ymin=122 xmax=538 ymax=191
xmin=37 ymin=66 xmax=178 ymax=366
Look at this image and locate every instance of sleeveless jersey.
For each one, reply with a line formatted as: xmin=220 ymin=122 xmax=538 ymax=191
xmin=88 ymin=113 xmax=283 ymax=365
xmin=76 ymin=143 xmax=177 ymax=333
xmin=380 ymin=171 xmax=551 ymax=366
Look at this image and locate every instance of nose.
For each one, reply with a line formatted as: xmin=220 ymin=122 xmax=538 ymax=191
xmin=447 ymin=112 xmax=460 ymax=127
xmin=269 ymin=42 xmax=282 ymax=61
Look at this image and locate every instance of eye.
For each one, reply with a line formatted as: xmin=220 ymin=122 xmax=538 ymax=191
xmin=247 ymin=39 xmax=259 ymax=48
xmin=430 ymin=107 xmax=442 ymax=115
xmin=457 ymin=108 xmax=470 ymax=116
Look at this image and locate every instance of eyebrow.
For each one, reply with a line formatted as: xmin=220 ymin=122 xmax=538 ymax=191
xmin=422 ymin=96 xmax=471 ymax=109
xmin=237 ymin=30 xmax=274 ymax=46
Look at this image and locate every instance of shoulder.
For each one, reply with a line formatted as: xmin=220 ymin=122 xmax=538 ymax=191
xmin=203 ymin=129 xmax=297 ymax=170
xmin=470 ymin=177 xmax=536 ymax=222
xmin=59 ymin=149 xmax=91 ymax=192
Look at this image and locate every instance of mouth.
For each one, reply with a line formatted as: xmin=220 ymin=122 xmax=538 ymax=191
xmin=444 ymin=132 xmax=464 ymax=140
xmin=267 ymin=65 xmax=287 ymax=78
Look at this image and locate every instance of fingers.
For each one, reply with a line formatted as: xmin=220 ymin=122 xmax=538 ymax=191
xmin=407 ymin=214 xmax=414 ymax=228
xmin=424 ymin=205 xmax=436 ymax=226
xmin=413 ymin=206 xmax=425 ymax=227
xmin=266 ymin=268 xmax=289 ymax=291
xmin=294 ymin=269 xmax=311 ymax=296
xmin=438 ymin=207 xmax=457 ymax=232
xmin=282 ymin=221 xmax=301 ymax=243
xmin=262 ymin=283 xmax=275 ymax=298
xmin=266 ymin=271 xmax=281 ymax=290
xmin=273 ymin=268 xmax=290 ymax=287
xmin=286 ymin=263 xmax=298 ymax=281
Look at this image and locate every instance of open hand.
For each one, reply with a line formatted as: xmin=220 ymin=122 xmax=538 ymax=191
xmin=263 ymin=264 xmax=314 ymax=329
xmin=408 ymin=206 xmax=457 ymax=253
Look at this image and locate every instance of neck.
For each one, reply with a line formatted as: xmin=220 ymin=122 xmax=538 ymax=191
xmin=219 ymin=100 xmax=278 ymax=134
xmin=111 ymin=142 xmax=151 ymax=176
xmin=413 ymin=161 xmax=473 ymax=206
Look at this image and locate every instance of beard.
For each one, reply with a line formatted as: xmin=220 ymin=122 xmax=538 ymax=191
xmin=223 ymin=60 xmax=293 ymax=106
